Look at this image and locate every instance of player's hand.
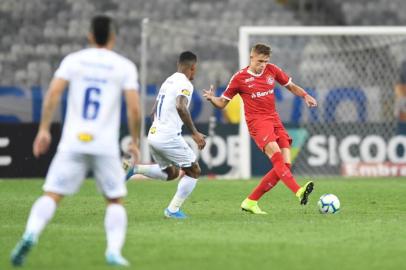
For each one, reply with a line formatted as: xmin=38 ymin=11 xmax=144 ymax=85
xmin=192 ymin=131 xmax=206 ymax=150
xmin=304 ymin=94 xmax=317 ymax=107
xmin=202 ymin=85 xmax=215 ymax=101
xmin=33 ymin=129 xmax=52 ymax=158
xmin=128 ymin=140 xmax=141 ymax=163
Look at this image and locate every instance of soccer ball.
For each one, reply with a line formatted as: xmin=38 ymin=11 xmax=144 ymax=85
xmin=317 ymin=194 xmax=340 ymax=214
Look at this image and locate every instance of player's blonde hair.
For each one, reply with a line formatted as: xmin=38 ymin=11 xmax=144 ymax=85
xmin=251 ymin=43 xmax=272 ymax=56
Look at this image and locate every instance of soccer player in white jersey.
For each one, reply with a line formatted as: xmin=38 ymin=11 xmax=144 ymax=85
xmin=124 ymin=51 xmax=206 ymax=219
xmin=10 ymin=15 xmax=140 ymax=267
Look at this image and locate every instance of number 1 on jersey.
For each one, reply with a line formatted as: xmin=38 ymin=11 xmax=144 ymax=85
xmin=157 ymin=94 xmax=165 ymax=120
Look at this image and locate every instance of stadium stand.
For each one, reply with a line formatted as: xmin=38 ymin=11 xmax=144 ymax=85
xmin=0 ymin=0 xmax=301 ymax=88
xmin=1 ymin=0 xmax=406 ymax=90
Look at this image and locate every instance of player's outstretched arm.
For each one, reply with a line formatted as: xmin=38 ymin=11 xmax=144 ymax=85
xmin=203 ymin=85 xmax=229 ymax=109
xmin=176 ymin=95 xmax=206 ymax=150
xmin=285 ymin=82 xmax=317 ymax=107
xmin=124 ymin=90 xmax=141 ymax=161
xmin=33 ymin=78 xmax=67 ymax=158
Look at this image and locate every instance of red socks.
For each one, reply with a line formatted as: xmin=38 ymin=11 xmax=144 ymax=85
xmin=271 ymin=152 xmax=300 ymax=194
xmin=248 ymin=169 xmax=278 ymax=200
xmin=248 ymin=163 xmax=292 ymax=201
xmin=247 ymin=151 xmax=300 ymax=201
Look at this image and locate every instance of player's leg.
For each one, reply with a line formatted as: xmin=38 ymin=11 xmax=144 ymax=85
xmin=164 ymin=137 xmax=198 ymax=219
xmin=278 ymin=128 xmax=314 ymax=204
xmin=247 ymin=147 xmax=292 ymax=200
xmin=124 ymin=163 xmax=168 ymax=180
xmin=241 ymin=124 xmax=280 ymax=214
xmin=243 ymin=161 xmax=292 ymax=213
xmin=11 ymin=152 xmax=88 ymax=266
xmin=264 ymin=143 xmax=313 ymax=205
xmin=104 ymin=198 xmax=129 ymax=267
xmin=124 ymin=161 xmax=179 ymax=181
xmin=10 ymin=191 xmax=62 ymax=266
xmin=165 ymin=162 xmax=200 ymax=219
xmin=93 ymin=155 xmax=130 ymax=266
xmin=164 ymin=166 xmax=180 ymax=180
xmin=124 ymin=141 xmax=179 ymax=181
xmin=247 ymin=170 xmax=279 ymax=200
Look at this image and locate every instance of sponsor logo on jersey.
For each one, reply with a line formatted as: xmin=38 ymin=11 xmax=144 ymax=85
xmin=149 ymin=126 xmax=157 ymax=134
xmin=181 ymin=89 xmax=191 ymax=96
xmin=245 ymin=77 xmax=255 ymax=83
xmin=267 ymin=76 xmax=275 ymax=85
xmin=78 ymin=133 xmax=94 ymax=142
xmin=251 ymin=89 xmax=274 ymax=99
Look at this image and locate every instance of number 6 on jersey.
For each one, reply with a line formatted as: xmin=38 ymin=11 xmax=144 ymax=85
xmin=83 ymin=87 xmax=101 ymax=120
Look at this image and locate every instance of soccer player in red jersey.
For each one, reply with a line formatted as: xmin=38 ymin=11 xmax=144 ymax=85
xmin=203 ymin=43 xmax=317 ymax=214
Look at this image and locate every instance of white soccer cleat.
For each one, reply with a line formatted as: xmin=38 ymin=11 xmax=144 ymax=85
xmin=106 ymin=252 xmax=130 ymax=267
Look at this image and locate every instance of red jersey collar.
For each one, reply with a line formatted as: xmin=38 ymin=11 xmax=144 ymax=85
xmin=246 ymin=65 xmax=266 ymax=77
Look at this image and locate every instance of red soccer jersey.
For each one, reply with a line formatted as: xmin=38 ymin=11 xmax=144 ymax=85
xmin=222 ymin=63 xmax=291 ymax=124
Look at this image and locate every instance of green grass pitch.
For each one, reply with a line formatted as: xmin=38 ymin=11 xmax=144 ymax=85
xmin=0 ymin=178 xmax=405 ymax=270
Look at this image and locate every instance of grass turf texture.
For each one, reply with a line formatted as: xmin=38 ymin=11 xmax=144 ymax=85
xmin=0 ymin=178 xmax=405 ymax=270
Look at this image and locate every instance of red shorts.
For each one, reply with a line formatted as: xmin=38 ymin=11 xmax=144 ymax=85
xmin=248 ymin=117 xmax=292 ymax=151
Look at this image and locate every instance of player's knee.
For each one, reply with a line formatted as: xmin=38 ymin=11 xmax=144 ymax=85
xmin=165 ymin=166 xmax=180 ymax=181
xmin=194 ymin=165 xmax=201 ymax=177
xmin=264 ymin=142 xmax=281 ymax=159
xmin=167 ymin=172 xmax=179 ymax=181
xmin=185 ymin=163 xmax=201 ymax=178
xmin=106 ymin=197 xmax=123 ymax=204
xmin=44 ymin=192 xmax=64 ymax=204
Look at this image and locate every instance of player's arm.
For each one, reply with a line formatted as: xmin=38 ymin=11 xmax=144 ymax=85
xmin=203 ymin=85 xmax=229 ymax=109
xmin=285 ymin=82 xmax=317 ymax=107
xmin=124 ymin=89 xmax=141 ymax=160
xmin=33 ymin=78 xmax=68 ymax=157
xmin=176 ymin=95 xmax=206 ymax=150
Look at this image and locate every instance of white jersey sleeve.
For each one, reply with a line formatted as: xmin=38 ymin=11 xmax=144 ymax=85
xmin=121 ymin=61 xmax=139 ymax=91
xmin=177 ymin=81 xmax=193 ymax=99
xmin=54 ymin=54 xmax=75 ymax=81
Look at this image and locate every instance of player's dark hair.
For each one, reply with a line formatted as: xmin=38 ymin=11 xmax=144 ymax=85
xmin=178 ymin=51 xmax=197 ymax=68
xmin=90 ymin=15 xmax=116 ymax=46
xmin=252 ymin=43 xmax=272 ymax=56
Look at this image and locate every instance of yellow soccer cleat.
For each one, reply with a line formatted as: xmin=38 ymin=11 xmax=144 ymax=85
xmin=241 ymin=198 xmax=267 ymax=215
xmin=296 ymin=181 xmax=314 ymax=205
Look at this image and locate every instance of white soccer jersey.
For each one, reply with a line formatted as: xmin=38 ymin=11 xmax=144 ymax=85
xmin=148 ymin=72 xmax=194 ymax=139
xmin=54 ymin=48 xmax=139 ymax=156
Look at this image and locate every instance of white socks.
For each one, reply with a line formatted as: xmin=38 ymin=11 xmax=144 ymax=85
xmin=136 ymin=164 xmax=168 ymax=180
xmin=23 ymin=195 xmax=57 ymax=241
xmin=22 ymin=196 xmax=127 ymax=257
xmin=105 ymin=204 xmax=127 ymax=256
xmin=167 ymin=175 xmax=198 ymax=212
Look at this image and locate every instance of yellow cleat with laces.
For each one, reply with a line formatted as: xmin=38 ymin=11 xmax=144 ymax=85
xmin=240 ymin=198 xmax=267 ymax=215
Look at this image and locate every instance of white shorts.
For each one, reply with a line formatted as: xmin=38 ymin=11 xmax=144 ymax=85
xmin=43 ymin=151 xmax=127 ymax=199
xmin=148 ymin=135 xmax=196 ymax=169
